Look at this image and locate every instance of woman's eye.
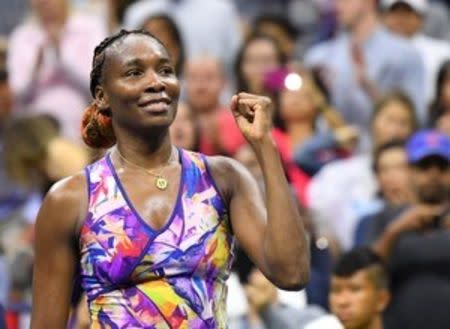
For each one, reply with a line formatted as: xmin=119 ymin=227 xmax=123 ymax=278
xmin=126 ymin=69 xmax=142 ymax=77
xmin=160 ymin=66 xmax=174 ymax=75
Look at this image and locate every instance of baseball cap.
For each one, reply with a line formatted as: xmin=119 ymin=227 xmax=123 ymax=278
xmin=406 ymin=130 xmax=450 ymax=163
xmin=381 ymin=0 xmax=428 ymax=14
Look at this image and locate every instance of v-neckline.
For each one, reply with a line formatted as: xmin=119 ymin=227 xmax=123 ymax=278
xmin=106 ymin=148 xmax=185 ymax=235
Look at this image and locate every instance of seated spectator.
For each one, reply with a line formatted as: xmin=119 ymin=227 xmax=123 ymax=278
xmin=429 ymin=60 xmax=450 ymax=134
xmin=309 ymin=247 xmax=390 ymax=329
xmin=304 ymin=0 xmax=425 ymax=145
xmin=184 ymin=55 xmax=245 ymax=156
xmin=371 ymin=130 xmax=450 ymax=329
xmin=229 ymin=267 xmax=326 ymax=329
xmin=264 ymin=66 xmax=359 ymax=176
xmin=3 ymin=114 xmax=89 ymax=196
xmin=7 ymin=0 xmax=106 ymax=141
xmin=106 ymin=0 xmax=138 ymax=33
xmin=0 ymin=38 xmax=32 ymax=221
xmin=169 ymin=102 xmax=199 ymax=151
xmin=308 ymin=92 xmax=418 ymax=250
xmin=129 ymin=9 xmax=185 ymax=76
xmin=234 ymin=33 xmax=287 ymax=96
xmin=253 ymin=14 xmax=299 ymax=60
xmin=124 ymin=0 xmax=242 ymax=73
xmin=354 ymin=140 xmax=413 ymax=245
xmin=382 ymin=0 xmax=450 ymax=104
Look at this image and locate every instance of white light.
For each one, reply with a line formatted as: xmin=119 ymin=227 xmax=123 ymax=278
xmin=284 ymin=73 xmax=303 ymax=91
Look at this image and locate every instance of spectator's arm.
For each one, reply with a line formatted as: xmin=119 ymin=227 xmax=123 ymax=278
xmin=293 ymin=132 xmax=339 ymax=176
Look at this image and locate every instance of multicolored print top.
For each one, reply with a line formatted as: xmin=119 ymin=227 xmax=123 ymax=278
xmin=79 ymin=149 xmax=235 ymax=328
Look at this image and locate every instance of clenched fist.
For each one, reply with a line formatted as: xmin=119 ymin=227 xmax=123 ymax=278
xmin=230 ymin=92 xmax=273 ymax=146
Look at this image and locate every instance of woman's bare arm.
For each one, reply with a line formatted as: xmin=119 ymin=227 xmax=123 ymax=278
xmin=31 ymin=173 xmax=86 ymax=329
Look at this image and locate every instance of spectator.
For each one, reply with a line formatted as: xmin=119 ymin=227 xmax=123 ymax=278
xmin=235 ymin=33 xmax=287 ymax=95
xmin=429 ymin=60 xmax=450 ymax=132
xmin=253 ymin=14 xmax=299 ymax=60
xmin=106 ymin=0 xmax=138 ymax=32
xmin=308 ymin=92 xmax=418 ymax=250
xmin=124 ymin=0 xmax=242 ymax=73
xmin=184 ymin=55 xmax=245 ymax=156
xmin=304 ymin=0 xmax=425 ymax=147
xmin=127 ymin=8 xmax=185 ymax=77
xmin=169 ymin=102 xmax=199 ymax=151
xmin=7 ymin=0 xmax=107 ymax=141
xmin=382 ymin=0 xmax=450 ymax=104
xmin=229 ymin=268 xmax=326 ymax=329
xmin=354 ymin=140 xmax=413 ymax=245
xmin=308 ymin=247 xmax=390 ymax=329
xmin=0 ymin=38 xmax=31 ymax=221
xmin=3 ymin=114 xmax=89 ymax=195
xmin=371 ymin=130 xmax=450 ymax=329
xmin=263 ymin=66 xmax=359 ymax=176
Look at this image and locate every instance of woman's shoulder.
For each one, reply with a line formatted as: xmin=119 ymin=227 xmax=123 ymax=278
xmin=36 ymin=172 xmax=88 ymax=238
xmin=44 ymin=172 xmax=87 ymax=209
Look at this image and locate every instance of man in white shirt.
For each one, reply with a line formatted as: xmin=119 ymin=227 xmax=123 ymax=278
xmin=382 ymin=0 xmax=450 ymax=104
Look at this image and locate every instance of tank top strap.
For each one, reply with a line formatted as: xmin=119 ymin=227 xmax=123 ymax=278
xmin=180 ymin=150 xmax=227 ymax=219
xmin=83 ymin=156 xmax=126 ymax=227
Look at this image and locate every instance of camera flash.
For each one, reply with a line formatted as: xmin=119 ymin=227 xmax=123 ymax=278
xmin=284 ymin=73 xmax=303 ymax=91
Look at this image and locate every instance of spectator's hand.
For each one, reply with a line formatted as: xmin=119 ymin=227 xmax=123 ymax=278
xmin=334 ymin=125 xmax=359 ymax=152
xmin=245 ymin=270 xmax=278 ymax=312
xmin=231 ymin=93 xmax=273 ymax=146
xmin=391 ymin=204 xmax=446 ymax=233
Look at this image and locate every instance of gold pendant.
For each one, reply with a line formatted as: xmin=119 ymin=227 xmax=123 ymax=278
xmin=155 ymin=177 xmax=168 ymax=190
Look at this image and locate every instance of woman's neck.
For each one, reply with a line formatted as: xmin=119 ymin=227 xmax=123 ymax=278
xmin=286 ymin=121 xmax=314 ymax=148
xmin=115 ymin=131 xmax=175 ymax=169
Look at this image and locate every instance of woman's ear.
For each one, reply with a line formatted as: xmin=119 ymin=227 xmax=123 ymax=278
xmin=94 ymin=85 xmax=110 ymax=111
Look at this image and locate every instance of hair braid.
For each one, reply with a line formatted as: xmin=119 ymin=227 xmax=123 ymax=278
xmin=81 ymin=29 xmax=164 ymax=148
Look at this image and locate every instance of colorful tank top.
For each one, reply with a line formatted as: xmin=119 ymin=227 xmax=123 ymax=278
xmin=79 ymin=149 xmax=235 ymax=328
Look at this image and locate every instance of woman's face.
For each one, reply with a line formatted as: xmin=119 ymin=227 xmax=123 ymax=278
xmin=279 ymin=78 xmax=317 ymax=123
xmin=143 ymin=17 xmax=180 ymax=72
xmin=372 ymin=100 xmax=414 ymax=146
xmin=241 ymin=39 xmax=280 ymax=94
xmin=169 ymin=103 xmax=197 ymax=150
xmin=98 ymin=35 xmax=180 ymax=134
xmin=376 ymin=147 xmax=412 ymax=205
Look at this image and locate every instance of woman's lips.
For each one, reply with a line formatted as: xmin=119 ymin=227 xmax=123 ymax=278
xmin=139 ymin=100 xmax=171 ymax=114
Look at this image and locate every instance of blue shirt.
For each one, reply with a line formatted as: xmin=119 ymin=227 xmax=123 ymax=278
xmin=304 ymin=26 xmax=425 ymax=132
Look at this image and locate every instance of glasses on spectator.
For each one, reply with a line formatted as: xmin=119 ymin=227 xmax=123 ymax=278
xmin=414 ymin=156 xmax=450 ymax=171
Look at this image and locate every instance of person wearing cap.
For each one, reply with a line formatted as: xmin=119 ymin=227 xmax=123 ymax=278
xmin=369 ymin=130 xmax=450 ymax=329
xmin=382 ymin=0 xmax=450 ymax=104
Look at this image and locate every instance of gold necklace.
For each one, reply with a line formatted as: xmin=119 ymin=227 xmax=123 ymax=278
xmin=115 ymin=148 xmax=173 ymax=190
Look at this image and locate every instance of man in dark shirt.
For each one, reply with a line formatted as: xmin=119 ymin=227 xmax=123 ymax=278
xmin=371 ymin=129 xmax=450 ymax=329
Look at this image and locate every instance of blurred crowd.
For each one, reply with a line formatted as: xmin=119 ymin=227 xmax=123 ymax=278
xmin=0 ymin=0 xmax=449 ymax=328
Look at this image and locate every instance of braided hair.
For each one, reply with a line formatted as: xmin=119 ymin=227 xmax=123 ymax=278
xmin=81 ymin=29 xmax=165 ymax=148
